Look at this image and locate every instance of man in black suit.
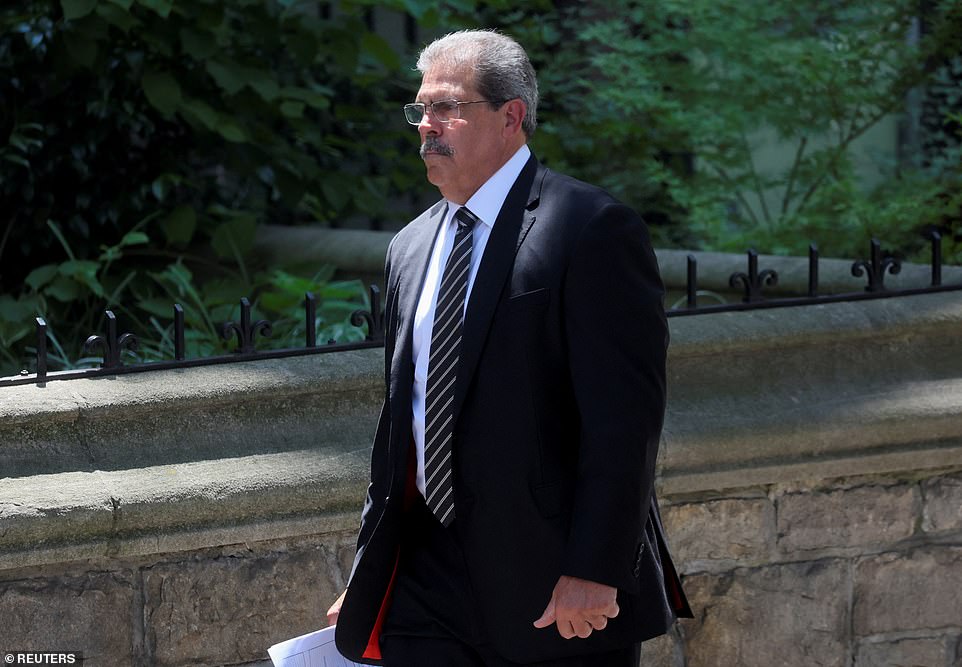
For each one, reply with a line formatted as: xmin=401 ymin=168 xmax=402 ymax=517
xmin=328 ymin=29 xmax=691 ymax=666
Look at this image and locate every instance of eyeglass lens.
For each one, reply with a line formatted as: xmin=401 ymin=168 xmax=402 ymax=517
xmin=404 ymin=100 xmax=462 ymax=125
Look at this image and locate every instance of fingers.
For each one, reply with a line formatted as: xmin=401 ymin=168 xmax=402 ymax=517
xmin=533 ymin=576 xmax=619 ymax=639
xmin=326 ymin=589 xmax=347 ymax=627
xmin=586 ymin=614 xmax=608 ymax=631
xmin=532 ymin=598 xmax=557 ymax=629
xmin=573 ymin=619 xmax=592 ymax=639
xmin=558 ymin=617 xmax=605 ymax=639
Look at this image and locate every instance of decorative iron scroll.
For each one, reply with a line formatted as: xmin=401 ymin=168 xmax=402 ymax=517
xmin=2 ymin=236 xmax=959 ymax=388
xmin=83 ymin=310 xmax=139 ymax=369
xmin=729 ymin=249 xmax=779 ymax=303
xmin=3 ymin=285 xmax=385 ymax=388
xmin=350 ymin=285 xmax=383 ymax=342
xmin=670 ymin=235 xmax=956 ymax=317
xmin=221 ymin=298 xmax=272 ymax=354
xmin=851 ymin=239 xmax=902 ymax=292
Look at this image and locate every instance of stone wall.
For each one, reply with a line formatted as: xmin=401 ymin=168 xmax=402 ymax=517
xmin=649 ymin=471 xmax=962 ymax=667
xmin=2 ymin=291 xmax=961 ymax=666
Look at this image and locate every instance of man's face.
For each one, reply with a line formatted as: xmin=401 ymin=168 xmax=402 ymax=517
xmin=415 ymin=64 xmax=509 ymax=205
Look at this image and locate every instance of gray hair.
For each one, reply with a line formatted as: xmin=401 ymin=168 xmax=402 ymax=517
xmin=416 ymin=30 xmax=539 ymax=138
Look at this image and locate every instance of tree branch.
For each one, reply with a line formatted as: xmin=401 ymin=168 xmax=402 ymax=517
xmin=741 ymin=129 xmax=773 ymax=228
xmin=781 ymin=136 xmax=808 ymax=215
xmin=708 ymin=163 xmax=763 ymax=228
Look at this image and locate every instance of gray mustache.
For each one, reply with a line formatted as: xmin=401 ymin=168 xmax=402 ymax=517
xmin=420 ymin=137 xmax=454 ymax=158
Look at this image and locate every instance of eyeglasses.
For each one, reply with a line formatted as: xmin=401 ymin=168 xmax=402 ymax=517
xmin=403 ymin=99 xmax=500 ymax=125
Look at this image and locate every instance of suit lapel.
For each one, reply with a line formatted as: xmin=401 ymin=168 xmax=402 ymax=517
xmin=389 ymin=200 xmax=447 ymax=432
xmin=452 ymin=156 xmax=545 ymax=422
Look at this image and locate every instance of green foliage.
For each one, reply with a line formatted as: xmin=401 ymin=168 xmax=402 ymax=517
xmin=0 ymin=0 xmax=411 ymax=375
xmin=2 ymin=0 xmax=961 ymax=376
xmin=3 ymin=230 xmax=369 ymax=373
xmin=436 ymin=0 xmax=962 ymax=261
xmin=0 ymin=0 xmax=429 ymax=289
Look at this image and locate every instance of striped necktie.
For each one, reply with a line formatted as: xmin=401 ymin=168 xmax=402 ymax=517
xmin=424 ymin=206 xmax=478 ymax=526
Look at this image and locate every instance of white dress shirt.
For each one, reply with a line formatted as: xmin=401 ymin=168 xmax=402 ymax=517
xmin=411 ymin=144 xmax=531 ymax=496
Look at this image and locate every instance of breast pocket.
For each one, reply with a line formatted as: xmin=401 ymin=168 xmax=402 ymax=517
xmin=506 ymin=287 xmax=550 ymax=310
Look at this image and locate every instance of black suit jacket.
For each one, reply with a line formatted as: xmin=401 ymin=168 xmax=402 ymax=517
xmin=336 ymin=155 xmax=692 ymax=664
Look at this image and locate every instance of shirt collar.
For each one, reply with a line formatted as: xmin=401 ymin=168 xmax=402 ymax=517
xmin=445 ymin=144 xmax=531 ymax=230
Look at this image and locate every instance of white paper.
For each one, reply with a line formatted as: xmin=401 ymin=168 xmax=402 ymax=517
xmin=268 ymin=625 xmax=364 ymax=667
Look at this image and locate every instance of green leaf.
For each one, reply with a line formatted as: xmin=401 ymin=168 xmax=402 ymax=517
xmin=281 ymin=86 xmax=330 ymax=110
xmin=206 ymin=61 xmax=246 ymax=95
xmin=210 ymin=216 xmax=257 ymax=261
xmin=119 ymin=231 xmax=149 ymax=247
xmin=0 ymin=321 xmax=32 ymax=348
xmin=58 ymin=260 xmax=105 ymax=297
xmin=0 ymin=295 xmax=36 ymax=323
xmin=250 ymin=77 xmax=280 ymax=102
xmin=136 ymin=0 xmax=172 ymax=18
xmin=361 ymin=32 xmax=401 ymax=70
xmin=96 ymin=3 xmax=139 ymax=31
xmin=46 ymin=220 xmax=76 ymax=261
xmin=160 ymin=205 xmax=197 ymax=244
xmin=45 ymin=276 xmax=82 ymax=302
xmin=105 ymin=0 xmax=133 ymax=8
xmin=280 ymin=101 xmax=305 ymax=118
xmin=3 ymin=154 xmax=31 ymax=169
xmin=206 ymin=61 xmax=280 ymax=101
xmin=179 ymin=98 xmax=219 ymax=130
xmin=400 ymin=0 xmax=430 ymax=20
xmin=142 ymin=71 xmax=182 ymax=115
xmin=215 ymin=116 xmax=248 ymax=143
xmin=150 ymin=173 xmax=183 ymax=201
xmin=62 ymin=0 xmax=98 ymax=20
xmin=26 ymin=265 xmax=59 ymax=291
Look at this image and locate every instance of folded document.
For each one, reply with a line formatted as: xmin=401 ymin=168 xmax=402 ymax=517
xmin=268 ymin=625 xmax=363 ymax=667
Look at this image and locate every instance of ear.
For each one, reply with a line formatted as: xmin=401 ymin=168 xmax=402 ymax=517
xmin=501 ymin=99 xmax=527 ymax=137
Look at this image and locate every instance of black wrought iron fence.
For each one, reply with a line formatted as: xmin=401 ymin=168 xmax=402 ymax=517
xmin=2 ymin=234 xmax=958 ymax=388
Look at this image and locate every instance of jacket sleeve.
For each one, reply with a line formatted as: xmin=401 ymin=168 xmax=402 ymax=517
xmin=560 ymin=201 xmax=668 ymax=593
xmin=351 ymin=234 xmax=399 ymax=562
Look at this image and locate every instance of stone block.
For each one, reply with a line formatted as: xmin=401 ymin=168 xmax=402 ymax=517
xmin=337 ymin=541 xmax=356 ymax=587
xmin=854 ymin=547 xmax=962 ymax=636
xmin=855 ymin=635 xmax=956 ymax=667
xmin=662 ymin=498 xmax=773 ymax=569
xmin=681 ymin=559 xmax=849 ymax=667
xmin=922 ymin=473 xmax=962 ymax=534
xmin=777 ymin=485 xmax=919 ymax=552
xmin=144 ymin=545 xmax=341 ymax=666
xmin=0 ymin=571 xmax=135 ymax=666
xmin=640 ymin=629 xmax=681 ymax=667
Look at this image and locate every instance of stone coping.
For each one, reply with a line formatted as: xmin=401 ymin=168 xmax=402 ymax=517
xmin=1 ymin=291 xmax=960 ymax=571
xmin=0 ymin=450 xmax=366 ymax=571
xmin=0 ymin=349 xmax=382 ymax=477
xmin=255 ymin=224 xmax=962 ymax=294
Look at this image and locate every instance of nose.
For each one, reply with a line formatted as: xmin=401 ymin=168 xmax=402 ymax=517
xmin=418 ymin=108 xmax=441 ymax=137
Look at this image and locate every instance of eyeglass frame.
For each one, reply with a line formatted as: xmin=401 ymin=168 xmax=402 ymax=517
xmin=402 ymin=99 xmax=506 ymax=126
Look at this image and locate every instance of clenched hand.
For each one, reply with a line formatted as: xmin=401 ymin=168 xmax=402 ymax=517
xmin=533 ymin=575 xmax=619 ymax=639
